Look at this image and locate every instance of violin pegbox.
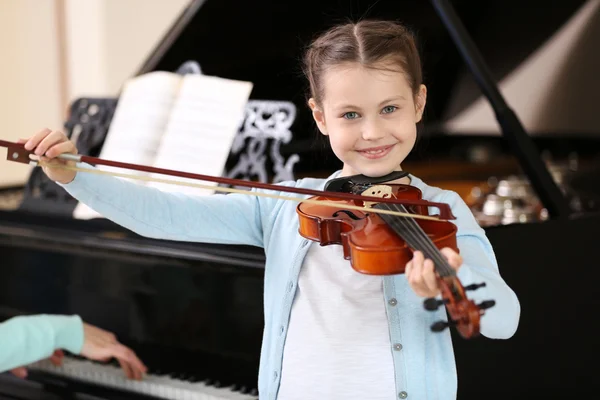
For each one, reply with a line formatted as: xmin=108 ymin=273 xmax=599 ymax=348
xmin=425 ymin=277 xmax=497 ymax=338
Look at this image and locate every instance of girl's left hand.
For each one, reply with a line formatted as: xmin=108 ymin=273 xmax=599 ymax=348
xmin=405 ymin=248 xmax=463 ymax=297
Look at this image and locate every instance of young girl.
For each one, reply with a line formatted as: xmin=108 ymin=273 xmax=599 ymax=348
xmin=0 ymin=314 xmax=146 ymax=379
xmin=22 ymin=19 xmax=520 ymax=400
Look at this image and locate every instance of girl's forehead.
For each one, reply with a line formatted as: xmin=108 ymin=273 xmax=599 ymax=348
xmin=321 ymin=63 xmax=413 ymax=102
xmin=324 ymin=62 xmax=410 ymax=86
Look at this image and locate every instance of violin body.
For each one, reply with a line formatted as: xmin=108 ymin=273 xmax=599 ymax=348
xmin=297 ymin=184 xmax=458 ymax=275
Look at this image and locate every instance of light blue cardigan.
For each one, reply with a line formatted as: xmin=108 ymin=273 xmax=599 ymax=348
xmin=0 ymin=314 xmax=83 ymax=373
xmin=54 ymin=166 xmax=520 ymax=399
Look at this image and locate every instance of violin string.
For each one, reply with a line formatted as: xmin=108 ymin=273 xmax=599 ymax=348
xmin=376 ymin=202 xmax=455 ymax=276
xmin=390 ymin=203 xmax=455 ymax=275
xmin=394 ymin=204 xmax=455 ymax=276
xmin=388 ymin=212 xmax=454 ymax=276
xmin=36 ymin=161 xmax=441 ymax=222
xmin=398 ymin=204 xmax=454 ymax=274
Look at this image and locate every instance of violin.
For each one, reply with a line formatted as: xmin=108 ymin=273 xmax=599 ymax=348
xmin=297 ymin=176 xmax=458 ymax=275
xmin=0 ymin=139 xmax=494 ymax=339
xmin=297 ymin=171 xmax=496 ymax=339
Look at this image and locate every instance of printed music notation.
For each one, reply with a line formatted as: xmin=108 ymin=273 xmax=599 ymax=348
xmin=73 ymin=71 xmax=253 ymax=220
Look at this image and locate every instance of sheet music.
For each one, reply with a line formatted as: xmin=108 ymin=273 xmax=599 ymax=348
xmin=147 ymin=74 xmax=253 ymax=196
xmin=73 ymin=71 xmax=181 ymax=219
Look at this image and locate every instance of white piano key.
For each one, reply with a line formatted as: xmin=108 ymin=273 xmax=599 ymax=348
xmin=27 ymin=357 xmax=258 ymax=400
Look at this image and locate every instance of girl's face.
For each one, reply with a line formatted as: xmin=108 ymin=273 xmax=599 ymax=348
xmin=309 ymin=61 xmax=426 ymax=178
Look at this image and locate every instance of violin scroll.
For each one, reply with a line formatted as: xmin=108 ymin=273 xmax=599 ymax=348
xmin=424 ymin=276 xmax=496 ymax=339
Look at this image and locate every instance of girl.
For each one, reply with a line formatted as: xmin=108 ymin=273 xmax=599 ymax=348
xmin=0 ymin=314 xmax=147 ymax=379
xmin=22 ymin=19 xmax=520 ymax=400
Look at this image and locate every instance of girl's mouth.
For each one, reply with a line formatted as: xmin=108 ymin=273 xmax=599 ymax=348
xmin=356 ymin=144 xmax=395 ymax=159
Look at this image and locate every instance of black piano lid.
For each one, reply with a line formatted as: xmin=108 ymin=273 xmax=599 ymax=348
xmin=136 ymin=0 xmax=587 ymax=130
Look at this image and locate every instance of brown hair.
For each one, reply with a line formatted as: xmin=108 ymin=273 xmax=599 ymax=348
xmin=303 ymin=19 xmax=422 ymax=106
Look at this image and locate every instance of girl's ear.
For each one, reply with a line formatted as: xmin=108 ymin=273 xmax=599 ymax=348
xmin=308 ymin=98 xmax=328 ymax=135
xmin=415 ymin=84 xmax=427 ymax=123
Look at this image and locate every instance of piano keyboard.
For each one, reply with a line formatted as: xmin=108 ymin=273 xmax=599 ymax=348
xmin=28 ymin=357 xmax=259 ymax=400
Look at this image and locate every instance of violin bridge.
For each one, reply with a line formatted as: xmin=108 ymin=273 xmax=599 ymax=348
xmin=360 ymin=185 xmax=394 ymax=208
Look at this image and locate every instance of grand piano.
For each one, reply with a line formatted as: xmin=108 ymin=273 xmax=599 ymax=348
xmin=1 ymin=0 xmax=599 ymax=399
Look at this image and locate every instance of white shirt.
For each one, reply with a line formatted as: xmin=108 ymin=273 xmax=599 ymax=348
xmin=277 ymin=242 xmax=397 ymax=399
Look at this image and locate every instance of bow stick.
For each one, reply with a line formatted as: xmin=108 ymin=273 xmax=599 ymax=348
xmin=0 ymin=139 xmax=455 ymax=222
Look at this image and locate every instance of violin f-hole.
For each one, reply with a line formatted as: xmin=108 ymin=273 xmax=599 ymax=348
xmin=332 ymin=210 xmax=368 ymax=220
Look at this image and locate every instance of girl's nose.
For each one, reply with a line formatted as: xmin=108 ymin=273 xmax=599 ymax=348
xmin=361 ymin=119 xmax=385 ymax=141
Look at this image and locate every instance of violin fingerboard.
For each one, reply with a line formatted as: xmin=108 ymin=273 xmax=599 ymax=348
xmin=374 ymin=203 xmax=455 ymax=276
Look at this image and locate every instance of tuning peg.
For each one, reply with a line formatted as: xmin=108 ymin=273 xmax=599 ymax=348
xmin=423 ymin=297 xmax=448 ymax=311
xmin=464 ymin=282 xmax=486 ymax=291
xmin=430 ymin=319 xmax=457 ymax=332
xmin=478 ymin=300 xmax=496 ymax=310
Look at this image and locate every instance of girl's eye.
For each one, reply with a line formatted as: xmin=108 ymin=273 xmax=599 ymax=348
xmin=382 ymin=106 xmax=397 ymax=114
xmin=343 ymin=112 xmax=359 ymax=120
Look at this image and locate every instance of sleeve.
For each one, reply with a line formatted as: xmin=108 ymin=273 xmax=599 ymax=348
xmin=59 ymin=164 xmax=293 ymax=247
xmin=0 ymin=314 xmax=84 ymax=373
xmin=443 ymin=191 xmax=521 ymax=339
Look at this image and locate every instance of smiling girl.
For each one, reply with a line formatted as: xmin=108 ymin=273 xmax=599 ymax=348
xmin=21 ymin=18 xmax=520 ymax=400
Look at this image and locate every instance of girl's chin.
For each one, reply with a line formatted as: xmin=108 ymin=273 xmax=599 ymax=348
xmin=343 ymin=163 xmax=400 ymax=178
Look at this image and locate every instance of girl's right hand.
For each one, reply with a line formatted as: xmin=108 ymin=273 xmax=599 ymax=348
xmin=22 ymin=128 xmax=78 ymax=184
